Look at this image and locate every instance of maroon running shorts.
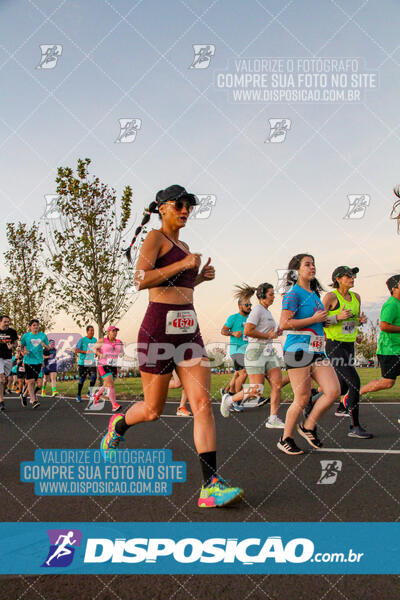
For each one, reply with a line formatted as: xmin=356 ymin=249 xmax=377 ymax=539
xmin=138 ymin=302 xmax=207 ymax=375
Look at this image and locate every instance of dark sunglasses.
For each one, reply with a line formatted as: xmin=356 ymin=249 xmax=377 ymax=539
xmin=166 ymin=199 xmax=194 ymax=212
xmin=242 ymin=303 xmax=252 ymax=307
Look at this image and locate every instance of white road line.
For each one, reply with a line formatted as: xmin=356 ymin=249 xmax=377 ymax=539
xmin=61 ymin=396 xmax=181 ymax=404
xmin=317 ymin=448 xmax=400 ymax=454
xmin=84 ymin=412 xmax=191 ymax=418
xmin=41 ymin=396 xmax=400 ymax=406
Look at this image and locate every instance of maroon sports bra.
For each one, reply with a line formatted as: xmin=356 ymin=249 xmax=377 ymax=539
xmin=154 ymin=232 xmax=198 ymax=289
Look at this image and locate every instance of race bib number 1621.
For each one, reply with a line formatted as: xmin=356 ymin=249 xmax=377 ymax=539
xmin=165 ymin=310 xmax=197 ymax=334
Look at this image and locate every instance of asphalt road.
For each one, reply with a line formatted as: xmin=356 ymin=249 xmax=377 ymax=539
xmin=1 ymin=394 xmax=399 ymax=599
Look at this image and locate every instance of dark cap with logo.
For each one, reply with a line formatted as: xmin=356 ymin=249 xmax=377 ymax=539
xmin=155 ymin=185 xmax=198 ymax=207
xmin=331 ymin=266 xmax=359 ymax=284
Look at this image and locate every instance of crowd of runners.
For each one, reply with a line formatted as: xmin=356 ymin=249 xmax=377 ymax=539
xmin=96 ymin=184 xmax=400 ymax=509
xmin=0 ymin=319 xmax=130 ymax=414
xmin=2 ymin=184 xmax=400 ymax=509
xmin=0 ymin=318 xmax=56 ymax=411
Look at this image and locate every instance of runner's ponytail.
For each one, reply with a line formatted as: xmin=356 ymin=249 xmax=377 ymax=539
xmin=125 ymin=200 xmax=158 ymax=262
xmin=233 ymin=283 xmax=257 ymax=302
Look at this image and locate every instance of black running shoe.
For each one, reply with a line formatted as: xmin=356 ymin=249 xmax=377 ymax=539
xmin=277 ymin=436 xmax=304 ymax=455
xmin=0 ymin=402 xmax=5 ymax=411
xmin=256 ymin=396 xmax=270 ymax=407
xmin=348 ymin=425 xmax=373 ymax=439
xmin=20 ymin=394 xmax=27 ymax=407
xmin=297 ymin=423 xmax=323 ymax=449
xmin=31 ymin=399 xmax=40 ymax=409
xmin=335 ymin=403 xmax=349 ymax=417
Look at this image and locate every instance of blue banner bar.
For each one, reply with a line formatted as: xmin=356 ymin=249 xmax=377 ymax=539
xmin=0 ymin=522 xmax=398 ymax=574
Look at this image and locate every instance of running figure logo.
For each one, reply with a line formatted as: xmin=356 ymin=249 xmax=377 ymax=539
xmin=190 ymin=195 xmax=217 ymax=219
xmin=265 ymin=119 xmax=291 ymax=143
xmin=49 ymin=333 xmax=81 ymax=372
xmin=317 ymin=460 xmax=342 ymax=485
xmin=37 ymin=45 xmax=63 ymax=69
xmin=42 ymin=194 xmax=61 ymax=220
xmin=125 ymin=269 xmax=145 ymax=294
xmin=344 ymin=195 xmax=370 ymax=219
xmin=86 ymin=388 xmax=106 ymax=411
xmin=275 ymin=269 xmax=298 ymax=294
xmin=115 ymin=119 xmax=142 ymax=143
xmin=42 ymin=529 xmax=82 ymax=567
xmin=189 ymin=45 xmax=215 ymax=69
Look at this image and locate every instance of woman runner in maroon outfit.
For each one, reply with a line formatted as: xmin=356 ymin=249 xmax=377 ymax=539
xmin=100 ymin=185 xmax=243 ymax=508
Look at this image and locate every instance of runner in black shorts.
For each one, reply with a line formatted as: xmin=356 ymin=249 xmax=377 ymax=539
xmin=20 ymin=319 xmax=49 ymax=409
xmin=220 ymin=287 xmax=252 ymax=409
xmin=41 ymin=339 xmax=58 ymax=397
xmin=16 ymin=346 xmax=25 ymax=394
xmin=0 ymin=315 xmax=18 ymax=411
xmin=323 ymin=266 xmax=372 ymax=438
xmin=231 ymin=354 xmax=245 ymax=371
xmin=278 ymin=254 xmax=340 ymax=455
xmin=360 ymin=275 xmax=400 ymax=416
xmin=75 ymin=326 xmax=97 ymax=403
xmin=92 ymin=326 xmax=123 ymax=413
xmin=100 ymin=184 xmax=243 ymax=507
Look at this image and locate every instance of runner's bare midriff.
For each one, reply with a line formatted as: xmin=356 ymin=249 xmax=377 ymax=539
xmin=148 ymin=287 xmax=194 ymax=304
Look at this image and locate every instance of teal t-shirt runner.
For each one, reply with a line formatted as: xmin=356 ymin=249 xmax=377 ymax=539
xmin=21 ymin=332 xmax=49 ymax=364
xmin=377 ymin=296 xmax=400 ymax=356
xmin=76 ymin=336 xmax=98 ymax=366
xmin=224 ymin=313 xmax=248 ymax=355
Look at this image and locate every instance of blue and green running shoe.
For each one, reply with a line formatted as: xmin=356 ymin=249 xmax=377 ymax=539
xmin=198 ymin=475 xmax=244 ymax=508
xmin=100 ymin=414 xmax=124 ymax=461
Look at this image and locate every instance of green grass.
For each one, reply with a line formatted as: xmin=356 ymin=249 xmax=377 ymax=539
xmin=49 ymin=368 xmax=399 ymax=401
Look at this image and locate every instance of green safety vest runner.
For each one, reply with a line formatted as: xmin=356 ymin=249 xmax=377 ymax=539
xmin=324 ymin=289 xmax=360 ymax=343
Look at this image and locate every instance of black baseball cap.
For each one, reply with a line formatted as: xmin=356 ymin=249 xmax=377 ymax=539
xmin=332 ymin=266 xmax=359 ymax=283
xmin=155 ymin=185 xmax=198 ymax=207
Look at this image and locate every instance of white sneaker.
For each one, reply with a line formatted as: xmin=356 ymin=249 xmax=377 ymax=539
xmin=220 ymin=393 xmax=233 ymax=418
xmin=265 ymin=415 xmax=285 ymax=429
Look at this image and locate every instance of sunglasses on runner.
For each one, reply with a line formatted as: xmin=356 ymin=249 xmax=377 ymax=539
xmin=242 ymin=303 xmax=252 ymax=307
xmin=166 ymin=199 xmax=194 ymax=212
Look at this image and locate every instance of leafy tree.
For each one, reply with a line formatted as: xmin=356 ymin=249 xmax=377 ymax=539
xmin=3 ymin=222 xmax=55 ymax=332
xmin=46 ymin=158 xmax=135 ymax=336
xmin=356 ymin=318 xmax=379 ymax=361
xmin=0 ymin=279 xmax=11 ymax=315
